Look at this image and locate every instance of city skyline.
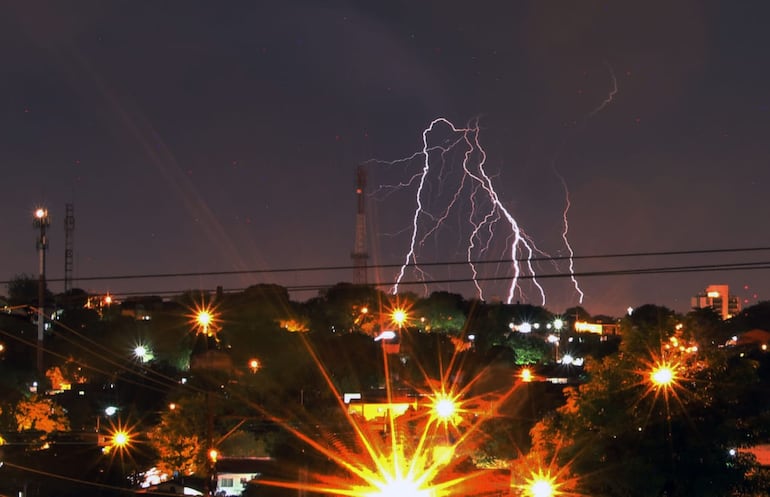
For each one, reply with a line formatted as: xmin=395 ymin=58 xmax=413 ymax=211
xmin=2 ymin=2 xmax=770 ymax=316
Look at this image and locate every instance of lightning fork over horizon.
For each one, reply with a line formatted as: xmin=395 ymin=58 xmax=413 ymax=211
xmin=550 ymin=61 xmax=620 ymax=305
xmin=369 ymin=117 xmax=585 ymax=306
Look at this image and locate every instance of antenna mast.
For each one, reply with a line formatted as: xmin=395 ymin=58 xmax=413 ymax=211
xmin=351 ymin=165 xmax=368 ymax=284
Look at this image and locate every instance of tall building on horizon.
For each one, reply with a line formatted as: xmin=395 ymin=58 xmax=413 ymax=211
xmin=691 ymin=284 xmax=741 ymax=320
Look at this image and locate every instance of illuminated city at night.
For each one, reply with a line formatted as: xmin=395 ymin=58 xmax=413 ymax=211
xmin=2 ymin=2 xmax=770 ymax=496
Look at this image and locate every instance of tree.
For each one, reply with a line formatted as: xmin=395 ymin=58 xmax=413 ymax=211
xmin=684 ymin=307 xmax=729 ymax=350
xmin=503 ymin=333 xmax=549 ymax=365
xmin=14 ymin=394 xmax=70 ymax=439
xmin=528 ymin=305 xmax=765 ymax=496
xmin=6 ymin=274 xmax=53 ymax=307
xmin=413 ymin=291 xmax=467 ymax=335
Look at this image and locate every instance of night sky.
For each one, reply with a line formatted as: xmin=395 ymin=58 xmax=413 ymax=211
xmin=2 ymin=1 xmax=770 ymax=317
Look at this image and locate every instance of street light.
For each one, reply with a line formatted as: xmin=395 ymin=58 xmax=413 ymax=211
xmin=189 ymin=303 xmax=220 ymax=337
xmin=521 ymin=468 xmax=561 ymax=497
xmin=133 ymin=343 xmax=153 ymax=363
xmin=101 ymin=419 xmax=136 ymax=458
xmin=374 ymin=330 xmax=397 ymax=342
xmin=112 ymin=430 xmax=130 ymax=448
xmin=650 ymin=364 xmax=676 ymax=388
xmin=529 ymin=478 xmax=555 ymax=497
xmin=391 ymin=308 xmax=408 ymax=329
xmin=197 ymin=310 xmax=213 ymax=333
xmin=208 ymin=448 xmax=219 ymax=463
xmin=520 ymin=367 xmax=533 ymax=382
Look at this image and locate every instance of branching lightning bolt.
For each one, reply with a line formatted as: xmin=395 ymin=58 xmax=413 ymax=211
xmin=372 ymin=117 xmax=550 ymax=305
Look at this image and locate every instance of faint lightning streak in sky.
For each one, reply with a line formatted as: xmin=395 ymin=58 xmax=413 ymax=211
xmin=558 ymin=175 xmax=584 ymax=304
xmin=587 ymin=62 xmax=618 ymax=118
xmin=552 ymin=61 xmax=619 ymax=304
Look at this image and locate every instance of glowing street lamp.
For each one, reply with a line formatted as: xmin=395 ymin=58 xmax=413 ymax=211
xmin=102 ymin=424 xmax=133 ymax=456
xmin=519 ymin=468 xmax=563 ymax=497
xmin=112 ymin=430 xmax=130 ymax=448
xmin=520 ymin=367 xmax=533 ymax=382
xmin=249 ymin=358 xmax=261 ymax=373
xmin=190 ymin=304 xmax=220 ymax=336
xmin=133 ymin=344 xmax=153 ymax=363
xmin=374 ymin=330 xmax=397 ymax=342
xmin=650 ymin=364 xmax=676 ymax=388
xmin=197 ymin=310 xmax=213 ymax=333
xmin=134 ymin=345 xmax=147 ymax=360
xmin=529 ymin=478 xmax=555 ymax=497
xmin=391 ymin=308 xmax=408 ymax=329
xmin=434 ymin=397 xmax=456 ymax=420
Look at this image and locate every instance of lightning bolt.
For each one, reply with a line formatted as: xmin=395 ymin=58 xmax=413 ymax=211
xmin=371 ymin=117 xmax=552 ymax=305
xmin=557 ymin=173 xmax=584 ymax=304
xmin=587 ymin=61 xmax=618 ymax=118
xmin=550 ymin=61 xmax=619 ymax=304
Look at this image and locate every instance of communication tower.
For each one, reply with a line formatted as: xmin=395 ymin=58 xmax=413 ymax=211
xmin=351 ymin=165 xmax=369 ymax=284
xmin=33 ymin=207 xmax=50 ymax=377
xmin=64 ymin=203 xmax=75 ymax=295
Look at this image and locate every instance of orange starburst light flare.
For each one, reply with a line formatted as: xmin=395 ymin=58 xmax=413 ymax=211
xmin=635 ymin=353 xmax=691 ymax=418
xmin=392 ymin=309 xmax=408 ymax=326
xmin=529 ymin=479 xmax=555 ymax=497
xmin=188 ymin=302 xmax=220 ymax=336
xmin=434 ymin=397 xmax=456 ymax=419
xmin=365 ymin=476 xmax=434 ymax=497
xmin=112 ymin=430 xmax=130 ymax=447
xmin=516 ymin=468 xmax=570 ymax=497
xmin=102 ymin=419 xmax=139 ymax=461
xmin=428 ymin=390 xmax=464 ymax=430
xmin=650 ymin=364 xmax=675 ymax=387
xmin=521 ymin=368 xmax=533 ymax=382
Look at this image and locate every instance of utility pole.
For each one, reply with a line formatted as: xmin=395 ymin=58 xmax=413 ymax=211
xmin=33 ymin=207 xmax=50 ymax=379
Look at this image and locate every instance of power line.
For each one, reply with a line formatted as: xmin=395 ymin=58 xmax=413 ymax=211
xmin=1 ymin=461 xmax=138 ymax=495
xmin=3 ymin=246 xmax=770 ymax=287
xmin=90 ymin=258 xmax=770 ymax=300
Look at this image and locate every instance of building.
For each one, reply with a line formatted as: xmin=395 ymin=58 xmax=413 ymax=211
xmin=214 ymin=457 xmax=295 ymax=496
xmin=691 ymin=284 xmax=741 ymax=320
xmin=573 ymin=320 xmax=621 ymax=336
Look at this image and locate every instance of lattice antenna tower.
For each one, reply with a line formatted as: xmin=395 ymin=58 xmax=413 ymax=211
xmin=351 ymin=165 xmax=369 ymax=284
xmin=64 ymin=203 xmax=75 ymax=294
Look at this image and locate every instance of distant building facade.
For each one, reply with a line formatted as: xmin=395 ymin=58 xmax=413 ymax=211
xmin=691 ymin=284 xmax=741 ymax=320
xmin=573 ymin=320 xmax=621 ymax=336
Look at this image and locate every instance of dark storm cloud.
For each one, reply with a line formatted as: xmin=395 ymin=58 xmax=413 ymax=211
xmin=2 ymin=1 xmax=770 ymax=315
